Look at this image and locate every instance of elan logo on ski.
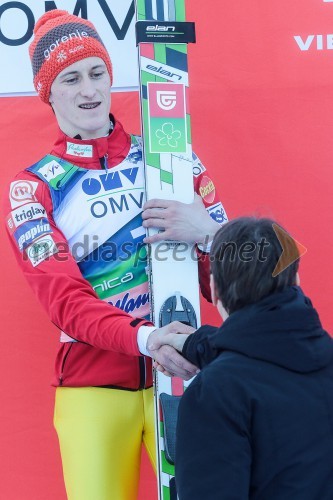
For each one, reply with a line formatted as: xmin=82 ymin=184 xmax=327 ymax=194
xmin=147 ymin=82 xmax=187 ymax=153
xmin=136 ymin=21 xmax=196 ymax=44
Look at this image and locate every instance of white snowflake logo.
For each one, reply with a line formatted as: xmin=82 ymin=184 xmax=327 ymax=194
xmin=57 ymin=50 xmax=67 ymax=63
xmin=36 ymin=81 xmax=42 ymax=92
xmin=155 ymin=123 xmax=181 ymax=148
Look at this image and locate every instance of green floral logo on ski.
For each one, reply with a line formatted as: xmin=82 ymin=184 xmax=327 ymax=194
xmin=149 ymin=117 xmax=187 ymax=153
xmin=155 ymin=123 xmax=182 ymax=148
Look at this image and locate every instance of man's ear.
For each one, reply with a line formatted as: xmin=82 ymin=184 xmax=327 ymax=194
xmin=210 ymin=273 xmax=229 ymax=321
xmin=210 ymin=273 xmax=218 ymax=306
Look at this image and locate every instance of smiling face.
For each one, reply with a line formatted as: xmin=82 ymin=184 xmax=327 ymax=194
xmin=49 ymin=56 xmax=111 ymax=139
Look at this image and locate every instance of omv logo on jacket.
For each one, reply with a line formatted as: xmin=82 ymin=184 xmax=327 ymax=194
xmin=79 ymin=165 xmax=146 ymax=221
xmin=82 ymin=168 xmax=139 ymax=196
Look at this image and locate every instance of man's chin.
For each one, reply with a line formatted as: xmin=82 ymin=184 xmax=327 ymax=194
xmin=79 ymin=127 xmax=110 ymax=140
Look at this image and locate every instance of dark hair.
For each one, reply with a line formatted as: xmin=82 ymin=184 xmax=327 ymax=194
xmin=210 ymin=217 xmax=300 ymax=314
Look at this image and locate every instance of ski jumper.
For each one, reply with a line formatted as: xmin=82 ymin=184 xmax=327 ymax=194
xmin=4 ymin=116 xmax=227 ymax=500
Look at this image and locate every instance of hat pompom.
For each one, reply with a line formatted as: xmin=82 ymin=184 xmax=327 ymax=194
xmin=33 ymin=9 xmax=69 ymax=34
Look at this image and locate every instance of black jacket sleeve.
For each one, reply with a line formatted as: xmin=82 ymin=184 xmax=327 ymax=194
xmin=182 ymin=324 xmax=220 ymax=369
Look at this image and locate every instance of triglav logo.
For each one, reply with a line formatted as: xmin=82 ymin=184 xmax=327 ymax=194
xmin=156 ymin=90 xmax=177 ymax=111
xmin=294 ymin=0 xmax=333 ymax=50
xmin=7 ymin=203 xmax=46 ymax=231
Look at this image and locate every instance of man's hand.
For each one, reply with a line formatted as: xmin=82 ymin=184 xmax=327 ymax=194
xmin=142 ymin=194 xmax=220 ymax=245
xmin=152 ymin=345 xmax=198 ymax=380
xmin=147 ymin=321 xmax=199 ymax=380
xmin=148 ymin=321 xmax=192 ymax=353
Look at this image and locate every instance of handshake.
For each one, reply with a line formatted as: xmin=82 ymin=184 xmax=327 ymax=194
xmin=147 ymin=322 xmax=199 ymax=380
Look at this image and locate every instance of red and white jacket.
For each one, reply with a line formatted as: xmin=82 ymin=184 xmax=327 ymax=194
xmin=3 ymin=117 xmax=227 ymax=389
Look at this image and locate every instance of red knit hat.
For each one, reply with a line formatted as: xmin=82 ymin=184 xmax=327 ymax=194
xmin=29 ymin=10 xmax=113 ymax=103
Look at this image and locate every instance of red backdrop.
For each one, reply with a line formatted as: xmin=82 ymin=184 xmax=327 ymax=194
xmin=1 ymin=1 xmax=332 ymax=498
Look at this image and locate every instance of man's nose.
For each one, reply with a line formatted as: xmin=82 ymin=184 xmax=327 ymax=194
xmin=79 ymin=77 xmax=97 ymax=98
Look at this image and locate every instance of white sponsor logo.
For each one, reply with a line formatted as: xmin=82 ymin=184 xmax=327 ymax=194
xmin=294 ymin=34 xmax=333 ymax=51
xmin=295 ymin=1 xmax=333 ymax=50
xmin=7 ymin=217 xmax=14 ymax=230
xmin=17 ymin=221 xmax=51 ymax=251
xmin=7 ymin=202 xmax=46 ymax=230
xmin=43 ymin=30 xmax=88 ymax=61
xmin=66 ymin=142 xmax=93 ymax=157
xmin=26 ymin=234 xmax=57 ymax=267
xmin=57 ymin=50 xmax=67 ymax=63
xmin=69 ymin=45 xmax=85 ymax=55
xmin=207 ymin=202 xmax=228 ymax=225
xmin=38 ymin=160 xmax=66 ymax=181
xmin=156 ymin=90 xmax=177 ymax=111
xmin=9 ymin=180 xmax=38 ymax=209
xmin=192 ymin=159 xmax=206 ymax=177
xmin=93 ymin=272 xmax=134 ymax=294
xmin=141 ymin=56 xmax=188 ymax=85
xmin=146 ymin=25 xmax=176 ymax=32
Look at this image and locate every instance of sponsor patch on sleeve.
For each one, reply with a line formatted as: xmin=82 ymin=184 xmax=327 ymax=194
xmin=7 ymin=202 xmax=47 ymax=232
xmin=14 ymin=218 xmax=52 ymax=251
xmin=9 ymin=180 xmax=39 ymax=209
xmin=37 ymin=160 xmax=66 ymax=181
xmin=207 ymin=202 xmax=228 ymax=225
xmin=192 ymin=155 xmax=206 ymax=177
xmin=199 ymin=175 xmax=216 ymax=204
xmin=25 ymin=234 xmax=58 ymax=267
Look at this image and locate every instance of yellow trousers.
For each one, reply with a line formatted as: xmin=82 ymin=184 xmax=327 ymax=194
xmin=54 ymin=386 xmax=156 ymax=500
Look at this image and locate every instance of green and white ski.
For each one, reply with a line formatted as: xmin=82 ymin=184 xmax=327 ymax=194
xmin=135 ymin=1 xmax=199 ymax=498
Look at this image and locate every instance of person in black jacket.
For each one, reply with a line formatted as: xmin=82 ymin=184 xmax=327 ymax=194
xmin=148 ymin=216 xmax=333 ymax=500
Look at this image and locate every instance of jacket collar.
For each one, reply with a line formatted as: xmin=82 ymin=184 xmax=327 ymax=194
xmin=210 ymin=287 xmax=332 ymax=373
xmin=50 ymin=115 xmax=131 ymax=169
